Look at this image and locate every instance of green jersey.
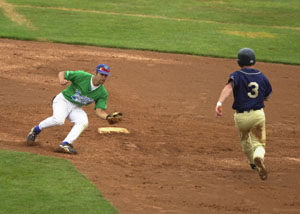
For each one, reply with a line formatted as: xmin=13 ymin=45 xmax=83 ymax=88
xmin=62 ymin=70 xmax=108 ymax=109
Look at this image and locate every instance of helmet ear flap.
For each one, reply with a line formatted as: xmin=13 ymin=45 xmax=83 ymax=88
xmin=237 ymin=59 xmax=243 ymax=67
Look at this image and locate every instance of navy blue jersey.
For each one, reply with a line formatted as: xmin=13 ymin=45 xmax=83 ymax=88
xmin=228 ymin=68 xmax=272 ymax=111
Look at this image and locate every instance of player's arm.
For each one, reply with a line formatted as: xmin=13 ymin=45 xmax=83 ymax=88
xmin=216 ymin=82 xmax=233 ymax=116
xmin=96 ymin=108 xmax=108 ymax=120
xmin=96 ymin=108 xmax=123 ymax=124
xmin=264 ymin=78 xmax=272 ymax=101
xmin=58 ymin=71 xmax=70 ymax=86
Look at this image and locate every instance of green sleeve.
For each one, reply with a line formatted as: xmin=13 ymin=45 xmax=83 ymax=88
xmin=64 ymin=70 xmax=86 ymax=81
xmin=95 ymin=93 xmax=108 ymax=109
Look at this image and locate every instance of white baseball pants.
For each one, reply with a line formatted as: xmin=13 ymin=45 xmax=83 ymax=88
xmin=38 ymin=93 xmax=88 ymax=144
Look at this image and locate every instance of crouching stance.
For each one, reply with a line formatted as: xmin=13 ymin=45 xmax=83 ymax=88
xmin=216 ymin=48 xmax=272 ymax=180
xmin=27 ymin=64 xmax=122 ymax=154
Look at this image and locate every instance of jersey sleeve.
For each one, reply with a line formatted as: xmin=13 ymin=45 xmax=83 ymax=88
xmin=64 ymin=70 xmax=86 ymax=82
xmin=264 ymin=76 xmax=272 ymax=99
xmin=94 ymin=93 xmax=108 ymax=110
xmin=228 ymin=72 xmax=238 ymax=88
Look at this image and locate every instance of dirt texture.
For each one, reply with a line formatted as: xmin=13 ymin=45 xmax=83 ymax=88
xmin=1 ymin=38 xmax=300 ymax=214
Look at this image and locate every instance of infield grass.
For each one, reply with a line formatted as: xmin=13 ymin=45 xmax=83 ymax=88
xmin=0 ymin=0 xmax=300 ymax=64
xmin=0 ymin=150 xmax=117 ymax=214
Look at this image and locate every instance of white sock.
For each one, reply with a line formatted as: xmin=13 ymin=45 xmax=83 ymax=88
xmin=253 ymin=147 xmax=265 ymax=160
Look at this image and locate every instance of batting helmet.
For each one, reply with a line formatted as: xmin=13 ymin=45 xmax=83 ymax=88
xmin=237 ymin=48 xmax=256 ymax=67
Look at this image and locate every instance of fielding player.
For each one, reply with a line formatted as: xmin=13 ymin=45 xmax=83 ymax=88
xmin=216 ymin=48 xmax=272 ymax=180
xmin=26 ymin=64 xmax=122 ymax=154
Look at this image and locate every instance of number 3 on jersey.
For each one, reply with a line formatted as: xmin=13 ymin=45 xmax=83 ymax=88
xmin=248 ymin=82 xmax=259 ymax=98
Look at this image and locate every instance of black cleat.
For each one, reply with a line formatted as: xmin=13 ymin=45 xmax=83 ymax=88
xmin=58 ymin=142 xmax=77 ymax=154
xmin=250 ymin=163 xmax=257 ymax=171
xmin=27 ymin=127 xmax=40 ymax=144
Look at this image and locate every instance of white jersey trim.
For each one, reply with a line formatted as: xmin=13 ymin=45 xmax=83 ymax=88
xmin=90 ymin=76 xmax=101 ymax=91
xmin=238 ymin=70 xmax=261 ymax=75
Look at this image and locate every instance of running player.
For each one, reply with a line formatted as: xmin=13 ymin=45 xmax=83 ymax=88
xmin=215 ymin=48 xmax=272 ymax=180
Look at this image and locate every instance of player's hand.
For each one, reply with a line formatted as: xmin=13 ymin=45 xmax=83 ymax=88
xmin=216 ymin=102 xmax=223 ymax=117
xmin=216 ymin=106 xmax=223 ymax=116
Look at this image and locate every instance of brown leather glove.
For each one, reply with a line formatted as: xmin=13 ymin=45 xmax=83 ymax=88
xmin=106 ymin=112 xmax=123 ymax=124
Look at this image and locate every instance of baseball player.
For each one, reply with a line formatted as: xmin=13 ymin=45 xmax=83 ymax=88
xmin=26 ymin=64 xmax=122 ymax=154
xmin=215 ymin=48 xmax=272 ymax=180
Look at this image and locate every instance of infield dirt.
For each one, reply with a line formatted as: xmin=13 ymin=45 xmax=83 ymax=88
xmin=1 ymin=38 xmax=300 ymax=214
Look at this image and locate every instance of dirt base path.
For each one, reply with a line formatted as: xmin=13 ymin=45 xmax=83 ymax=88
xmin=1 ymin=38 xmax=300 ymax=214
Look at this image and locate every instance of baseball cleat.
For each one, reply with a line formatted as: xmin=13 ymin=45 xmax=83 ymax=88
xmin=58 ymin=142 xmax=77 ymax=154
xmin=27 ymin=127 xmax=40 ymax=143
xmin=250 ymin=163 xmax=257 ymax=171
xmin=254 ymin=157 xmax=268 ymax=180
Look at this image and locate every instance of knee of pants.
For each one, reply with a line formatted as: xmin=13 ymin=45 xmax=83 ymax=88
xmin=78 ymin=119 xmax=88 ymax=129
xmin=83 ymin=121 xmax=88 ymax=129
xmin=53 ymin=117 xmax=65 ymax=126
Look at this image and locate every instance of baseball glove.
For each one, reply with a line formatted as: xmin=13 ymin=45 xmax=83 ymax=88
xmin=106 ymin=112 xmax=123 ymax=124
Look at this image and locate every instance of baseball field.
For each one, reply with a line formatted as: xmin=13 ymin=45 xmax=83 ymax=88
xmin=1 ymin=0 xmax=300 ymax=213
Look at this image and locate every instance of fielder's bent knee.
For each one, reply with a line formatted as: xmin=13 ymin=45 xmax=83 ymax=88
xmin=83 ymin=122 xmax=88 ymax=130
xmin=78 ymin=120 xmax=88 ymax=129
xmin=53 ymin=117 xmax=65 ymax=126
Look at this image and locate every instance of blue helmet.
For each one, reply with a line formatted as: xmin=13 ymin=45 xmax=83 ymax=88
xmin=237 ymin=48 xmax=256 ymax=67
xmin=96 ymin=64 xmax=111 ymax=76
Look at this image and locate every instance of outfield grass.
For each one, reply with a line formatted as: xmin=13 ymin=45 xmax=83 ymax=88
xmin=0 ymin=150 xmax=117 ymax=214
xmin=0 ymin=0 xmax=299 ymax=64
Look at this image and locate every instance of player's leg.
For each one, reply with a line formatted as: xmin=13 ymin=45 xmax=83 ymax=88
xmin=39 ymin=93 xmax=70 ymax=129
xmin=58 ymin=106 xmax=88 ymax=154
xmin=238 ymin=129 xmax=255 ymax=166
xmin=251 ymin=124 xmax=266 ymax=160
xmin=250 ymin=110 xmax=266 ymax=160
xmin=27 ymin=93 xmax=70 ymax=143
xmin=234 ymin=113 xmax=255 ymax=168
xmin=250 ymin=109 xmax=267 ymax=180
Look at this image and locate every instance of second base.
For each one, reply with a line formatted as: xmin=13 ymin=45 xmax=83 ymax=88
xmin=98 ymin=127 xmax=130 ymax=134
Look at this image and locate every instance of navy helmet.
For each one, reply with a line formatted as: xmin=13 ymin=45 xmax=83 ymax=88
xmin=237 ymin=48 xmax=256 ymax=67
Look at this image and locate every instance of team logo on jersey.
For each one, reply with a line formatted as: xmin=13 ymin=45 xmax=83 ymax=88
xmin=71 ymin=89 xmax=94 ymax=105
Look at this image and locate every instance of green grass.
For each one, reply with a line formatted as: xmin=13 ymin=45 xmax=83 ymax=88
xmin=0 ymin=0 xmax=299 ymax=64
xmin=0 ymin=150 xmax=117 ymax=214
xmin=0 ymin=1 xmax=299 ymax=213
